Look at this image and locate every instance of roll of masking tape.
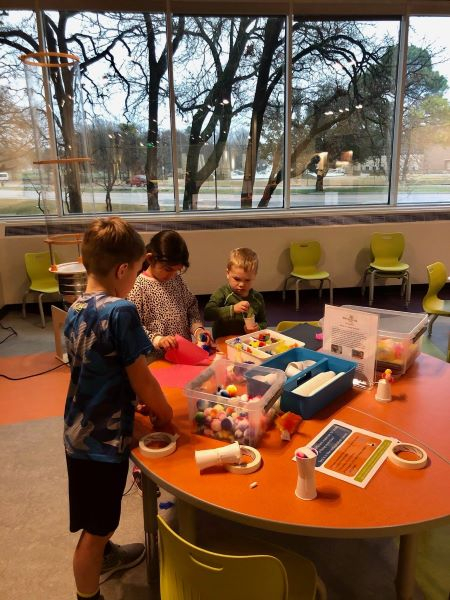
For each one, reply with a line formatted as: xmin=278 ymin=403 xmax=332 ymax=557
xmin=139 ymin=432 xmax=179 ymax=458
xmin=224 ymin=445 xmax=262 ymax=475
xmin=387 ymin=442 xmax=428 ymax=470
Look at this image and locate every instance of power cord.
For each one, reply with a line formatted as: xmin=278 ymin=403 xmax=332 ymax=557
xmin=0 ymin=361 xmax=68 ymax=380
xmin=0 ymin=321 xmax=18 ymax=344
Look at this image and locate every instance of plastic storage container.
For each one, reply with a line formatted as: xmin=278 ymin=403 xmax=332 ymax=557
xmin=184 ymin=359 xmax=286 ymax=447
xmin=342 ymin=306 xmax=427 ymax=374
xmin=226 ymin=329 xmax=304 ymax=365
xmin=262 ymin=348 xmax=356 ymax=419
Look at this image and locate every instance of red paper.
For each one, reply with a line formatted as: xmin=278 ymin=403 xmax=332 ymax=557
xmin=165 ymin=334 xmax=211 ymax=365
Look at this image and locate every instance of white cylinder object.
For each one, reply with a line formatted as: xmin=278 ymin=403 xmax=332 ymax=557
xmin=285 ymin=360 xmax=316 ymax=378
xmin=244 ymin=315 xmax=256 ymax=329
xmin=295 ymin=446 xmax=318 ymax=500
xmin=292 ymin=371 xmax=336 ymax=397
xmin=375 ymin=379 xmax=392 ymax=402
xmin=195 ymin=441 xmax=241 ymax=471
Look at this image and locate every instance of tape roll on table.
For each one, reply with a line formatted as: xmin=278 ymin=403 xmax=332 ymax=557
xmin=224 ymin=445 xmax=262 ymax=475
xmin=139 ymin=432 xmax=179 ymax=458
xmin=387 ymin=442 xmax=428 ymax=470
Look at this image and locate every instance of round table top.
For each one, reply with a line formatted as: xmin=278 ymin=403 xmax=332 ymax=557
xmin=132 ymin=352 xmax=450 ymax=538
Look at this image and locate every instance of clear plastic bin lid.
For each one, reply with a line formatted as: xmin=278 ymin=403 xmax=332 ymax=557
xmin=342 ymin=305 xmax=427 ymax=339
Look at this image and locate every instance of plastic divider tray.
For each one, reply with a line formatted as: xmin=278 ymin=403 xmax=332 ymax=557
xmin=262 ymin=348 xmax=357 ymax=419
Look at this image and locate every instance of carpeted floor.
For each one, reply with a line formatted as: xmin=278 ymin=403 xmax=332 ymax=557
xmin=0 ymin=288 xmax=449 ymax=600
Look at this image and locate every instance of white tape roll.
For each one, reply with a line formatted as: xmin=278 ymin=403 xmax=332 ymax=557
xmin=224 ymin=445 xmax=262 ymax=475
xmin=387 ymin=442 xmax=428 ymax=470
xmin=139 ymin=432 xmax=179 ymax=458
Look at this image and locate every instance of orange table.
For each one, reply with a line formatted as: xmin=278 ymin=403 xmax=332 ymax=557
xmin=131 ymin=353 xmax=450 ymax=600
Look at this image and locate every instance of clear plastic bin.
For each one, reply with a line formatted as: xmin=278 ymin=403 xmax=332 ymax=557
xmin=184 ymin=359 xmax=286 ymax=447
xmin=342 ymin=306 xmax=428 ymax=374
xmin=225 ymin=329 xmax=304 ymax=365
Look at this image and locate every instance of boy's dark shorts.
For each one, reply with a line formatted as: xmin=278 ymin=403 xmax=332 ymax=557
xmin=66 ymin=454 xmax=129 ymax=537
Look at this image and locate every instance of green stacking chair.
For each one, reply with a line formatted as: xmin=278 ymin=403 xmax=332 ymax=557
xmin=282 ymin=241 xmax=333 ymax=311
xmin=422 ymin=261 xmax=450 ymax=337
xmin=22 ymin=252 xmax=60 ymax=328
xmin=362 ymin=232 xmax=410 ymax=307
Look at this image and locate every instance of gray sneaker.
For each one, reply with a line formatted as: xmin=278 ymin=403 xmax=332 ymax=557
xmin=99 ymin=542 xmax=145 ymax=583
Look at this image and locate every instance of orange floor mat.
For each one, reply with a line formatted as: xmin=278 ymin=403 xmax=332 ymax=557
xmin=0 ymin=352 xmax=69 ymax=425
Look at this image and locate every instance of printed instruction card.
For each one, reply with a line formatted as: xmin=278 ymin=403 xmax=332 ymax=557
xmin=322 ymin=304 xmax=379 ymax=388
xmin=305 ymin=419 xmax=396 ymax=488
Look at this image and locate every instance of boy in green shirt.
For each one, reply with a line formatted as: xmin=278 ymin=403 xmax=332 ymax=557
xmin=204 ymin=247 xmax=267 ymax=339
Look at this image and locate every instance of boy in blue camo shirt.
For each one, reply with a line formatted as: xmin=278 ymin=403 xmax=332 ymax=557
xmin=64 ymin=217 xmax=172 ymax=600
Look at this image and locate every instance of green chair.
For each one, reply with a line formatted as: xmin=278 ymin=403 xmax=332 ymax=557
xmin=276 ymin=320 xmax=320 ymax=332
xmin=22 ymin=252 xmax=60 ymax=328
xmin=362 ymin=232 xmax=410 ymax=307
xmin=282 ymin=241 xmax=333 ymax=311
xmin=158 ymin=514 xmax=326 ymax=600
xmin=422 ymin=261 xmax=450 ymax=337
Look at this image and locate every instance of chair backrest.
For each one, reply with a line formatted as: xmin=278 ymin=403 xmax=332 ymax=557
xmin=24 ymin=252 xmax=58 ymax=290
xmin=290 ymin=241 xmax=322 ymax=275
xmin=423 ymin=261 xmax=448 ymax=312
xmin=370 ymin=232 xmax=405 ymax=267
xmin=157 ymin=515 xmax=289 ymax=600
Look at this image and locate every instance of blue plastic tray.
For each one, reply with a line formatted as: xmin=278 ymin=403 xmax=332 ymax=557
xmin=262 ymin=348 xmax=356 ymax=419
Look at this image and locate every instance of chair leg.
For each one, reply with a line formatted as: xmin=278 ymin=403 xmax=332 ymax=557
xmin=369 ymin=270 xmax=375 ymax=306
xmin=318 ymin=280 xmax=324 ymax=299
xmin=38 ymin=292 xmax=46 ymax=328
xmin=22 ymin=291 xmax=28 ymax=319
xmin=427 ymin=314 xmax=438 ymax=336
xmin=295 ymin=279 xmax=301 ymax=311
xmin=405 ymin=273 xmax=411 ymax=307
xmin=282 ymin=276 xmax=294 ymax=302
xmin=361 ymin=269 xmax=368 ymax=296
xmin=328 ymin=279 xmax=333 ymax=305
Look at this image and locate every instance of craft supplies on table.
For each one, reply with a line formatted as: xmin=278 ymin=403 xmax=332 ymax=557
xmin=342 ymin=306 xmax=427 ymax=375
xmin=184 ymin=359 xmax=286 ymax=447
xmin=262 ymin=348 xmax=356 ymax=419
xmin=226 ymin=329 xmax=304 ymax=365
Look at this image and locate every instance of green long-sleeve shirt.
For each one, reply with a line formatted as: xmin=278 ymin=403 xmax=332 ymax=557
xmin=203 ymin=284 xmax=267 ymax=339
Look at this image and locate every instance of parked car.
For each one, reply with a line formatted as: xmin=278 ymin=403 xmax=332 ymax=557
xmin=0 ymin=172 xmax=9 ymax=184
xmin=130 ymin=174 xmax=147 ymax=187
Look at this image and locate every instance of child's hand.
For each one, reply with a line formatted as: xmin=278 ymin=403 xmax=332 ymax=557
xmin=233 ymin=301 xmax=250 ymax=314
xmin=158 ymin=335 xmax=178 ymax=350
xmin=244 ymin=323 xmax=259 ymax=333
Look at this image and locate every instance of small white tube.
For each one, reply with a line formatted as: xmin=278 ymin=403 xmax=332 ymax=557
xmin=292 ymin=371 xmax=336 ymax=397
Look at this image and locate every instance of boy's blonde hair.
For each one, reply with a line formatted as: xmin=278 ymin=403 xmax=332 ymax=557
xmin=227 ymin=247 xmax=259 ymax=273
xmin=82 ymin=216 xmax=145 ymax=276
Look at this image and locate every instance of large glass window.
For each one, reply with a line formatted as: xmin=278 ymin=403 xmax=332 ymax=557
xmin=173 ymin=16 xmax=285 ymax=210
xmin=0 ymin=11 xmax=41 ymax=217
xmin=399 ymin=17 xmax=450 ymax=204
xmin=0 ymin=9 xmax=450 ymax=217
xmin=291 ymin=19 xmax=400 ymax=208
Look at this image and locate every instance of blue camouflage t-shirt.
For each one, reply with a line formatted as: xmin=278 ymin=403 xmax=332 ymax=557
xmin=63 ymin=292 xmax=152 ymax=463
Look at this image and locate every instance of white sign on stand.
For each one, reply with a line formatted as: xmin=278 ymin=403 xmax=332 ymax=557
xmin=322 ymin=304 xmax=378 ymax=388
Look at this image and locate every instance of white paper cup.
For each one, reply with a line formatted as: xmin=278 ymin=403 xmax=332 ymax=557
xmin=195 ymin=442 xmax=241 ymax=471
xmin=375 ymin=379 xmax=392 ymax=403
xmin=244 ymin=315 xmax=256 ymax=328
xmin=295 ymin=446 xmax=318 ymax=500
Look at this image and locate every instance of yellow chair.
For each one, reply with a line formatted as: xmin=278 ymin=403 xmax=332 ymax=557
xmin=282 ymin=241 xmax=333 ymax=311
xmin=276 ymin=320 xmax=320 ymax=332
xmin=362 ymin=232 xmax=410 ymax=307
xmin=422 ymin=261 xmax=450 ymax=336
xmin=158 ymin=515 xmax=326 ymax=600
xmin=22 ymin=252 xmax=60 ymax=328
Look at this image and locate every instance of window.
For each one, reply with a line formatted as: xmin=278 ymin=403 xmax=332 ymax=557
xmin=399 ymin=16 xmax=450 ymax=205
xmin=0 ymin=8 xmax=449 ymax=217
